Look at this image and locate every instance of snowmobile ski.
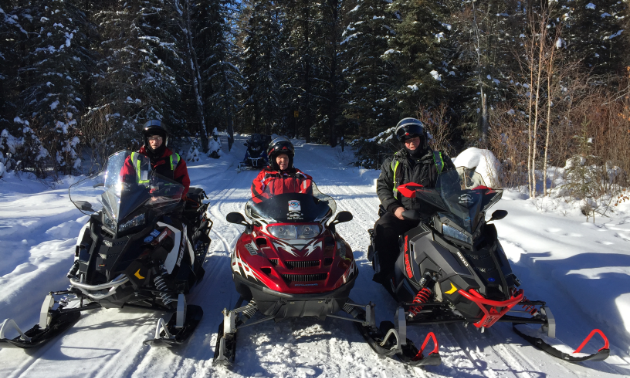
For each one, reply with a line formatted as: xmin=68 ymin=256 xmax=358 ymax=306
xmin=144 ymin=295 xmax=204 ymax=347
xmin=0 ymin=294 xmax=85 ymax=349
xmin=513 ymin=325 xmax=610 ymax=363
xmin=348 ymin=304 xmax=441 ymax=367
xmin=213 ymin=300 xmax=261 ymax=367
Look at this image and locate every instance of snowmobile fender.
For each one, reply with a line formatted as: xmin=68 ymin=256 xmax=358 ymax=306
xmin=403 ymin=226 xmax=477 ymax=288
xmin=159 ymin=222 xmax=183 ymax=274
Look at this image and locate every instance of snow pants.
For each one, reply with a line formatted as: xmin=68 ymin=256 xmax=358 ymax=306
xmin=373 ymin=211 xmax=417 ymax=283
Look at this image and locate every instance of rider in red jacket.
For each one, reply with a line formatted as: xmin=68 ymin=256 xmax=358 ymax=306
xmin=252 ymin=137 xmax=312 ymax=203
xmin=120 ymin=120 xmax=190 ymax=197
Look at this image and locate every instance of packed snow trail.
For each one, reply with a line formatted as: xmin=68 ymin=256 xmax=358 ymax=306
xmin=1 ymin=137 xmax=629 ymax=377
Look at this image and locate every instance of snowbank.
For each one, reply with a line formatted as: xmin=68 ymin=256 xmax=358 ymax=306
xmin=453 ymin=147 xmax=501 ymax=187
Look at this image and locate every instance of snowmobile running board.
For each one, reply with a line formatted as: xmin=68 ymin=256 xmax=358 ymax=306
xmin=212 ymin=299 xmax=441 ymax=368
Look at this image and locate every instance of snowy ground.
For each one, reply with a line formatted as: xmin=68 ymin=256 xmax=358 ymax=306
xmin=1 ymin=137 xmax=630 ymax=377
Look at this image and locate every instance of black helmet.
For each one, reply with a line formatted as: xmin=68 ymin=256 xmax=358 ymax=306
xmin=142 ymin=120 xmax=168 ymax=147
xmin=395 ymin=118 xmax=426 ymax=142
xmin=267 ymin=136 xmax=294 ymax=170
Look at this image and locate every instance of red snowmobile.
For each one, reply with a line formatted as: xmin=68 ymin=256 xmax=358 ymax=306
xmin=368 ymin=169 xmax=610 ymax=363
xmin=213 ymin=182 xmax=441 ymax=367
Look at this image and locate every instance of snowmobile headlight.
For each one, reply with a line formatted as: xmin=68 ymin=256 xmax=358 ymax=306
xmin=268 ymin=225 xmax=298 ymax=239
xmin=268 ymin=224 xmax=321 ymax=240
xmin=443 ymin=224 xmax=472 ymax=245
xmin=118 ymin=213 xmax=146 ymax=233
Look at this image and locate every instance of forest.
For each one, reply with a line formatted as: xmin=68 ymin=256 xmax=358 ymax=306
xmin=1 ymin=0 xmax=629 ymax=199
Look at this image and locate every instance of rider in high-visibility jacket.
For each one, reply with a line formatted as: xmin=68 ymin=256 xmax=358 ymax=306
xmin=373 ymin=118 xmax=455 ymax=288
xmin=251 ymin=137 xmax=312 ymax=203
xmin=120 ymin=120 xmax=190 ymax=198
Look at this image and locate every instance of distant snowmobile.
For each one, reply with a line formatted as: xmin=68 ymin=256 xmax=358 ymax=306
xmin=368 ymin=169 xmax=610 ymax=363
xmin=213 ymin=182 xmax=441 ymax=368
xmin=0 ymin=150 xmax=213 ymax=348
xmin=237 ymin=133 xmax=270 ymax=172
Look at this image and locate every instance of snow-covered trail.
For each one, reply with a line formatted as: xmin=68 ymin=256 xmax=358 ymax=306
xmin=1 ymin=137 xmax=629 ymax=377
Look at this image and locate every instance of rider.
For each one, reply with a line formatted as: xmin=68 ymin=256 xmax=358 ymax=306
xmin=121 ymin=120 xmax=191 ymax=198
xmin=251 ymin=137 xmax=312 ymax=203
xmin=373 ymin=118 xmax=455 ymax=286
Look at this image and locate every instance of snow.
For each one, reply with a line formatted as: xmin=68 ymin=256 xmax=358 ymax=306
xmin=429 ymin=70 xmax=441 ymax=81
xmin=453 ymin=147 xmax=501 ymax=187
xmin=0 ymin=139 xmax=630 ymax=376
xmin=586 ymin=3 xmax=596 ymax=10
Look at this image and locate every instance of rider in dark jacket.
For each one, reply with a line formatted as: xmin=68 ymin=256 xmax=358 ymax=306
xmin=373 ymin=118 xmax=455 ymax=287
xmin=121 ymin=120 xmax=190 ymax=197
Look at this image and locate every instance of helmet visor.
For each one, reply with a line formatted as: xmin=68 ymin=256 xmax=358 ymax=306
xmin=396 ymin=123 xmax=424 ymax=141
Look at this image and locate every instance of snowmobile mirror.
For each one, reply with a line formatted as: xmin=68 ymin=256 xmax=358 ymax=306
xmin=226 ymin=212 xmax=249 ymax=226
xmin=75 ymin=201 xmax=94 ymax=212
xmin=402 ymin=210 xmax=423 ymax=222
xmin=331 ymin=211 xmax=353 ymax=225
xmin=488 ymin=210 xmax=508 ymax=222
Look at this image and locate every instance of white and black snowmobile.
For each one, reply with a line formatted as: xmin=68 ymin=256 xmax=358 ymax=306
xmin=236 ymin=133 xmax=270 ymax=172
xmin=0 ymin=150 xmax=213 ymax=349
xmin=368 ymin=169 xmax=610 ymax=363
xmin=212 ymin=182 xmax=440 ymax=368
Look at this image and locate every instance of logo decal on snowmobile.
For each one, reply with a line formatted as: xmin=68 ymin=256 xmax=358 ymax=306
xmin=445 ymin=282 xmax=458 ymax=295
xmin=245 ymin=243 xmax=258 ymax=255
xmin=458 ymin=194 xmax=473 ymax=205
xmin=103 ymin=240 xmax=113 ymax=247
xmin=288 ymin=200 xmax=301 ymax=212
xmin=456 ymin=251 xmax=469 ymax=267
xmin=134 ymin=269 xmax=145 ymax=280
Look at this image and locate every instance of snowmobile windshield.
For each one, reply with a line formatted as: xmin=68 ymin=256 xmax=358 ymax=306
xmin=69 ymin=150 xmax=184 ymax=224
xmin=246 ymin=182 xmax=336 ymax=223
xmin=411 ymin=170 xmax=502 ymax=234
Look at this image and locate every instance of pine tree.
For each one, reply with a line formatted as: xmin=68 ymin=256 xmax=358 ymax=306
xmin=447 ymin=0 xmax=524 ymax=142
xmin=194 ymin=0 xmax=243 ymax=149
xmin=559 ymin=0 xmax=628 ymax=77
xmin=341 ymin=0 xmax=396 ymax=138
xmin=240 ymin=0 xmax=286 ymax=134
xmin=17 ymin=0 xmax=93 ymax=174
xmin=386 ymin=0 xmax=454 ymax=117
xmin=90 ymin=0 xmax=192 ymax=148
xmin=0 ymin=1 xmax=28 ymax=132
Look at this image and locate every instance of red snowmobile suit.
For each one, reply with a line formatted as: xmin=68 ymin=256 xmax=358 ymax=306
xmin=120 ymin=146 xmax=191 ymax=197
xmin=251 ymin=167 xmax=313 ymax=203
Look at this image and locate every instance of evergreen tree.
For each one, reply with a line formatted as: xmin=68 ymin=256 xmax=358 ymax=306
xmin=386 ymin=0 xmax=454 ymax=116
xmin=90 ymin=0 xmax=193 ymax=148
xmin=17 ymin=0 xmax=93 ymax=173
xmin=559 ymin=0 xmax=628 ymax=77
xmin=240 ymin=0 xmax=286 ymax=134
xmin=0 ymin=1 xmax=28 ymax=132
xmin=447 ymin=0 xmax=524 ymax=142
xmin=341 ymin=0 xmax=396 ymax=138
xmin=194 ymin=0 xmax=243 ymax=149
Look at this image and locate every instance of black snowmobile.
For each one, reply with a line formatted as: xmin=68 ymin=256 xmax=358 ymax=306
xmin=237 ymin=133 xmax=270 ymax=172
xmin=213 ymin=182 xmax=440 ymax=368
xmin=0 ymin=150 xmax=213 ymax=349
xmin=368 ymin=169 xmax=610 ymax=363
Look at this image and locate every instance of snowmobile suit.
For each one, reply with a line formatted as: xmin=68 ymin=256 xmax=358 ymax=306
xmin=373 ymin=149 xmax=455 ymax=282
xmin=251 ymin=167 xmax=313 ymax=203
xmin=121 ymin=146 xmax=191 ymax=197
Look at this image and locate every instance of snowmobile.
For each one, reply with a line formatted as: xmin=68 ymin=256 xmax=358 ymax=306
xmin=212 ymin=182 xmax=441 ymax=368
xmin=0 ymin=150 xmax=213 ymax=349
xmin=367 ymin=169 xmax=610 ymax=363
xmin=237 ymin=133 xmax=270 ymax=172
